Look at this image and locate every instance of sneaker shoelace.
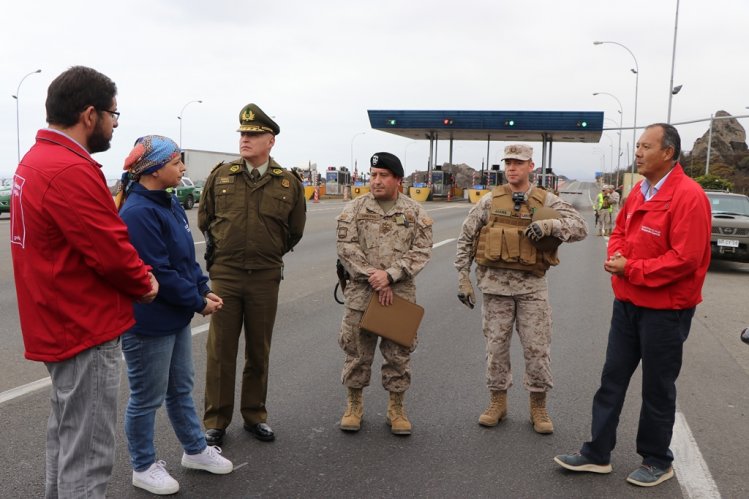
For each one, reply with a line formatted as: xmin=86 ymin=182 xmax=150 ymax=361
xmin=148 ymin=460 xmax=171 ymax=481
xmin=640 ymin=464 xmax=658 ymax=475
xmin=204 ymin=445 xmax=224 ymax=462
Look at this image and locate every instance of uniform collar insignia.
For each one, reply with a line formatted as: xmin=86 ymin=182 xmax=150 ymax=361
xmin=271 ymin=168 xmax=283 ymax=175
xmin=230 ymin=164 xmax=241 ymax=173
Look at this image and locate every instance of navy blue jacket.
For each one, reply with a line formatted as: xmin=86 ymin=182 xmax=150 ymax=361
xmin=120 ymin=183 xmax=210 ymax=336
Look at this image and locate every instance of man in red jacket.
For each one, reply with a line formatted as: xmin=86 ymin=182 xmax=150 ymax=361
xmin=554 ymin=123 xmax=711 ymax=487
xmin=10 ymin=66 xmax=158 ymax=498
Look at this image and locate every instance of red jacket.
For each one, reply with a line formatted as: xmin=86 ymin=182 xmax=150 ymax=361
xmin=11 ymin=129 xmax=152 ymax=362
xmin=608 ymin=164 xmax=711 ymax=310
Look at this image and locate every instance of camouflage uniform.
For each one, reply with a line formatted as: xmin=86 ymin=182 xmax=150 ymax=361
xmin=336 ymin=192 xmax=433 ymax=392
xmin=455 ymin=188 xmax=587 ymax=392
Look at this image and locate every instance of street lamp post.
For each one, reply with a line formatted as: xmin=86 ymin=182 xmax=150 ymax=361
xmin=12 ymin=69 xmax=42 ymax=163
xmin=594 ymin=41 xmax=639 ymax=193
xmin=593 ymin=92 xmax=624 ymax=188
xmin=667 ymin=0 xmax=681 ymax=123
xmin=350 ymin=131 xmax=366 ymax=174
xmin=178 ymin=100 xmax=203 ymax=148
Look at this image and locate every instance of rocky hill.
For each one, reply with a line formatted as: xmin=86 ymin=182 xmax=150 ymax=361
xmin=689 ymin=110 xmax=748 ymax=165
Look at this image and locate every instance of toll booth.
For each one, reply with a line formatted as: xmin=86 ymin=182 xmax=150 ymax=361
xmin=479 ymin=165 xmax=504 ymax=188
xmin=535 ymin=168 xmax=559 ymax=193
xmin=429 ymin=165 xmax=454 ymax=196
xmin=325 ymin=166 xmax=351 ymax=195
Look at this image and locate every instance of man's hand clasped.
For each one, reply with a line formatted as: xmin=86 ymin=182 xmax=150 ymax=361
xmin=604 ymin=251 xmax=627 ymax=276
xmin=368 ymin=268 xmax=394 ymax=306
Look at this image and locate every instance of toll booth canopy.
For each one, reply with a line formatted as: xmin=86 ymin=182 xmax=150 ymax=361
xmin=366 ymin=109 xmax=604 ymax=191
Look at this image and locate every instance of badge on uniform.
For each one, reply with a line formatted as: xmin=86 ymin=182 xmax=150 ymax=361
xmin=230 ymin=165 xmax=240 ymax=173
xmin=272 ymin=168 xmax=283 ymax=175
xmin=282 ymin=179 xmax=290 ymax=188
xmin=395 ymin=214 xmax=409 ymax=227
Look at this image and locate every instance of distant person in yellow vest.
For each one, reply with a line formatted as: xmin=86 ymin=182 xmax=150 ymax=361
xmin=596 ymin=185 xmax=617 ymax=236
xmin=454 ymin=144 xmax=588 ymax=434
xmin=606 ymin=185 xmax=620 ymax=234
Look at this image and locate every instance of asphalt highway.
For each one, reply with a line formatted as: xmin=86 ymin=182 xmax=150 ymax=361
xmin=0 ymin=193 xmax=747 ymax=498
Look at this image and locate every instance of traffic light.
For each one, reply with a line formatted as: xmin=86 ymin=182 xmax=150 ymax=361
xmin=387 ymin=119 xmax=397 ymax=126
xmin=442 ymin=118 xmax=453 ymax=126
xmin=577 ymin=120 xmax=588 ymax=128
xmin=504 ymin=119 xmax=515 ymax=127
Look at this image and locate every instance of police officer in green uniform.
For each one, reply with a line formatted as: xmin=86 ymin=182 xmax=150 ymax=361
xmin=199 ymin=103 xmax=306 ymax=445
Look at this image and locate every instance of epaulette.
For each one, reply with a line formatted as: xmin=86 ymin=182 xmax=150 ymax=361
xmin=289 ymin=167 xmax=304 ymax=183
xmin=210 ymin=161 xmax=227 ymax=173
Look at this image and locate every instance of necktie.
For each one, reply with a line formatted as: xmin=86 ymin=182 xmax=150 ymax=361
xmin=250 ymin=169 xmax=260 ymax=182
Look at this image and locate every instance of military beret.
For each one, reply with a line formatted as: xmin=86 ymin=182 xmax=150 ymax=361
xmin=502 ymin=144 xmax=533 ymax=161
xmin=370 ymin=152 xmax=404 ymax=178
xmin=237 ymin=103 xmax=280 ymax=135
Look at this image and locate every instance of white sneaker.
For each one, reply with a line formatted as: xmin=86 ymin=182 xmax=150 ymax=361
xmin=132 ymin=460 xmax=179 ymax=495
xmin=181 ymin=445 xmax=233 ymax=474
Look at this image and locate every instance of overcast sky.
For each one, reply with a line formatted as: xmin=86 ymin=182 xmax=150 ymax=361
xmin=2 ymin=0 xmax=748 ymax=181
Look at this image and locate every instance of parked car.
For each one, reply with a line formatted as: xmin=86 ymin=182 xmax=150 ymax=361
xmin=193 ymin=179 xmax=205 ymax=204
xmin=705 ymin=190 xmax=749 ymax=263
xmin=0 ymin=178 xmax=11 ymax=214
xmin=174 ymin=176 xmax=197 ymax=210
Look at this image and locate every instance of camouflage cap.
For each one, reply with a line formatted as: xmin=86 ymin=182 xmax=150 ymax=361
xmin=501 ymin=144 xmax=533 ymax=161
xmin=237 ymin=103 xmax=280 ymax=135
xmin=370 ymin=152 xmax=404 ymax=178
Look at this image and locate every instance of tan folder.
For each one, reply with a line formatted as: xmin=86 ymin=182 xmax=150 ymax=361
xmin=359 ymin=292 xmax=425 ymax=347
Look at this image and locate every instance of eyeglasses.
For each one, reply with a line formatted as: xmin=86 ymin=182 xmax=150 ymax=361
xmin=97 ymin=108 xmax=120 ymax=121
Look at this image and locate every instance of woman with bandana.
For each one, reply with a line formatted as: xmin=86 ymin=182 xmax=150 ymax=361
xmin=118 ymin=135 xmax=233 ymax=495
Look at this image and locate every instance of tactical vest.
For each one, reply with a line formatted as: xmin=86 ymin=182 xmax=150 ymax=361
xmin=475 ymin=185 xmax=560 ymax=277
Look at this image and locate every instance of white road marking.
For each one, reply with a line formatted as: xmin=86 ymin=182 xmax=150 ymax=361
xmin=0 ymin=377 xmax=52 ymax=404
xmin=433 ymin=238 xmax=456 ymax=249
xmin=0 ymin=324 xmax=212 ymax=405
xmin=673 ymin=411 xmax=721 ymax=498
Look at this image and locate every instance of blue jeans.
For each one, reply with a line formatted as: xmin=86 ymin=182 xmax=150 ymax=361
xmin=123 ymin=325 xmax=206 ymax=471
xmin=581 ymin=300 xmax=694 ymax=470
xmin=45 ymin=337 xmax=121 ymax=499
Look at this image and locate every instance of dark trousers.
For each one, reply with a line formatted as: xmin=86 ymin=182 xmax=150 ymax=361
xmin=581 ymin=300 xmax=694 ymax=469
xmin=203 ymin=266 xmax=281 ymax=429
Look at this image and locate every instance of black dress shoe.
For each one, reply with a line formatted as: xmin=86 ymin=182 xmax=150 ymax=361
xmin=205 ymin=428 xmax=225 ymax=446
xmin=244 ymin=422 xmax=275 ymax=442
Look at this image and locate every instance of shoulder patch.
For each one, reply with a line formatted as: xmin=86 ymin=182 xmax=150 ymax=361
xmin=230 ymin=164 xmax=241 ymax=173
